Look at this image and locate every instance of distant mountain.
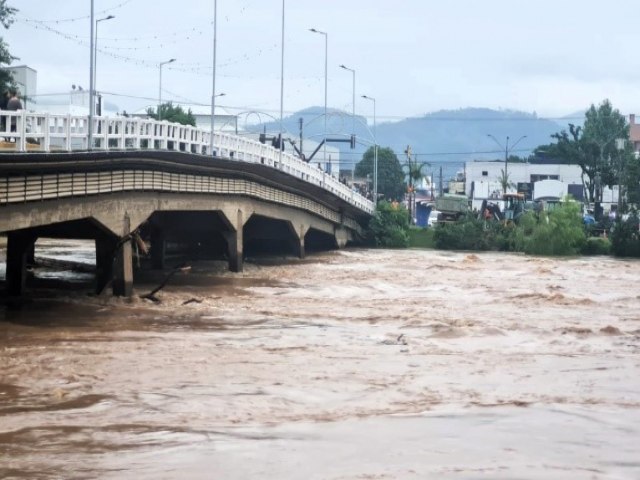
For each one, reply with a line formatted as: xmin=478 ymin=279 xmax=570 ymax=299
xmin=248 ymin=107 xmax=566 ymax=178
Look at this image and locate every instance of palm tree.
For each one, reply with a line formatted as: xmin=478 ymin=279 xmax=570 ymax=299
xmin=403 ymin=146 xmax=430 ymax=223
xmin=498 ymin=168 xmax=516 ymax=195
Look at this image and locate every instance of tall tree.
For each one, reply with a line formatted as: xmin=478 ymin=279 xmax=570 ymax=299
xmin=355 ymin=146 xmax=405 ymax=201
xmin=147 ymin=102 xmax=196 ymax=126
xmin=535 ymin=100 xmax=632 ymax=204
xmin=0 ymin=1 xmax=17 ymax=95
xmin=402 ymin=145 xmax=430 ymax=222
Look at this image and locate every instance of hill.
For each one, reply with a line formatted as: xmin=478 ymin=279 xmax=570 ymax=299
xmin=246 ymin=107 xmax=565 ymax=176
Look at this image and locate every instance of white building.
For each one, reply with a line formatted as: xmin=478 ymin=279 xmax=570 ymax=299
xmin=7 ymin=65 xmax=37 ymax=109
xmin=465 ymin=160 xmax=617 ymax=211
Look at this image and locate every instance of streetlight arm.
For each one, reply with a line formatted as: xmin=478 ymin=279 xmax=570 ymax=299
xmin=509 ymin=135 xmax=527 ymax=152
xmin=486 ymin=134 xmax=504 ymax=151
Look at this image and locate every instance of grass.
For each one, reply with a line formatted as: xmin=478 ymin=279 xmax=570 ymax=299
xmin=408 ymin=227 xmax=436 ymax=249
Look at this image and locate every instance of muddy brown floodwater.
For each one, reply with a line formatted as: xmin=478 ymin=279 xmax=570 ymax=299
xmin=1 ymin=243 xmax=640 ymax=479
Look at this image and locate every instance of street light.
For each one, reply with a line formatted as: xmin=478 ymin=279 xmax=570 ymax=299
xmin=210 ymin=0 xmax=218 ymax=155
xmin=89 ymin=0 xmax=95 ymax=149
xmin=310 ymin=28 xmax=328 ymax=171
xmin=279 ymin=0 xmax=285 ymax=161
xmin=339 ymin=64 xmax=355 ymax=134
xmin=158 ymin=58 xmax=176 ymax=121
xmin=487 ymin=134 xmax=527 ymax=192
xmin=362 ymin=94 xmax=377 ymax=206
xmin=94 ymin=14 xmax=115 ymax=115
xmin=210 ymin=92 xmax=226 ymax=143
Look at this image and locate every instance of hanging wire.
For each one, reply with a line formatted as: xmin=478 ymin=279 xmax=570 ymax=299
xmin=16 ymin=0 xmax=135 ymax=24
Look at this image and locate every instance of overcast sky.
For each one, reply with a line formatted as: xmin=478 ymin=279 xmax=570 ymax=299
xmin=6 ymin=0 xmax=640 ymax=122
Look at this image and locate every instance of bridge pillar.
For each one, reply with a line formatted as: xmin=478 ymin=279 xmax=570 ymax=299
xmin=334 ymin=227 xmax=349 ymax=249
xmin=221 ymin=209 xmax=245 ymax=273
xmin=112 ymin=215 xmax=134 ymax=297
xmin=291 ymin=224 xmax=309 ymax=259
xmin=5 ymin=231 xmax=36 ymax=296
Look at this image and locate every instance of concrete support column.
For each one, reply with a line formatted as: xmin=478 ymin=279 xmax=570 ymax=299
xmin=112 ymin=215 xmax=134 ymax=297
xmin=292 ymin=224 xmax=309 ymax=259
xmin=5 ymin=232 xmax=36 ymax=296
xmin=221 ymin=209 xmax=245 ymax=273
xmin=95 ymin=236 xmax=116 ymax=295
xmin=150 ymin=230 xmax=166 ymax=270
xmin=334 ymin=227 xmax=349 ymax=249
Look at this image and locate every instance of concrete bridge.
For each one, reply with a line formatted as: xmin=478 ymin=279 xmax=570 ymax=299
xmin=0 ymin=112 xmax=374 ymax=297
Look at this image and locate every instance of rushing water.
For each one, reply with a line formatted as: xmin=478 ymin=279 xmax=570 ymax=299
xmin=1 ymin=241 xmax=640 ymax=479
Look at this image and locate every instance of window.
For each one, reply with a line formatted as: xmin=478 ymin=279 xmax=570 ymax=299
xmin=482 ymin=171 xmax=488 ymax=176
xmin=531 ymin=174 xmax=559 ymax=182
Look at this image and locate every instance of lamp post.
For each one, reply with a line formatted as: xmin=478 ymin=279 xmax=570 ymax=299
xmin=279 ymin=0 xmax=285 ymax=161
xmin=310 ymin=28 xmax=328 ymax=171
xmin=362 ymin=94 xmax=377 ymax=206
xmin=158 ymin=58 xmax=176 ymax=121
xmin=209 ymin=92 xmax=226 ymax=150
xmin=487 ymin=134 xmax=527 ymax=193
xmin=615 ymin=138 xmax=626 ymax=214
xmin=210 ymin=0 xmax=217 ymax=156
xmin=94 ymin=14 xmax=115 ymax=116
xmin=339 ymin=64 xmax=355 ymax=135
xmin=89 ymin=0 xmax=95 ymax=149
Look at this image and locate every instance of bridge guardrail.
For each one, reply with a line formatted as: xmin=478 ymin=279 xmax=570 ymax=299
xmin=0 ymin=111 xmax=374 ymax=214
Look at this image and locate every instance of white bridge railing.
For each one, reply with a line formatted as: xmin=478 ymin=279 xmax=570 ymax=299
xmin=0 ymin=110 xmax=374 ymax=214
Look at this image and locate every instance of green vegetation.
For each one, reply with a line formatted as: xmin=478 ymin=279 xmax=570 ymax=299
xmin=431 ymin=202 xmax=586 ymax=256
xmin=355 ymin=147 xmax=405 ymax=202
xmin=368 ymin=201 xmax=410 ymax=248
xmin=434 ymin=214 xmax=513 ymax=251
xmin=581 ymin=237 xmax=612 ymax=256
xmin=0 ymin=1 xmax=17 ymax=95
xmin=512 ymin=202 xmax=586 ymax=255
xmin=535 ymin=100 xmax=636 ymax=207
xmin=146 ymin=102 xmax=196 ymax=126
xmin=609 ymin=212 xmax=640 ymax=257
xmin=408 ymin=228 xmax=435 ymax=249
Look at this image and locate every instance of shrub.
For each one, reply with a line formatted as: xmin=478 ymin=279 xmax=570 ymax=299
xmin=408 ymin=227 xmax=435 ymax=248
xmin=369 ymin=201 xmax=410 ymax=248
xmin=513 ymin=202 xmax=586 ymax=256
xmin=610 ymin=211 xmax=640 ymax=257
xmin=581 ymin=237 xmax=611 ymax=256
xmin=434 ymin=214 xmax=512 ymax=251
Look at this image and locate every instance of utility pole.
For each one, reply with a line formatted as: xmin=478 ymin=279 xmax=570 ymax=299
xmin=439 ymin=166 xmax=443 ymax=198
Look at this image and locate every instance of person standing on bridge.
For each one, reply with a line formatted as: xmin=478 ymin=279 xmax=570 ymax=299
xmin=6 ymin=89 xmax=23 ymax=135
xmin=0 ymin=90 xmax=9 ymax=137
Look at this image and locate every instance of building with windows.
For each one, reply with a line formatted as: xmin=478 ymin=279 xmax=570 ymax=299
xmin=465 ymin=160 xmax=617 ymax=211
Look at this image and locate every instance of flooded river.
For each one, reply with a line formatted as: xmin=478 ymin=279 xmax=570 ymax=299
xmin=1 ymin=243 xmax=640 ymax=479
